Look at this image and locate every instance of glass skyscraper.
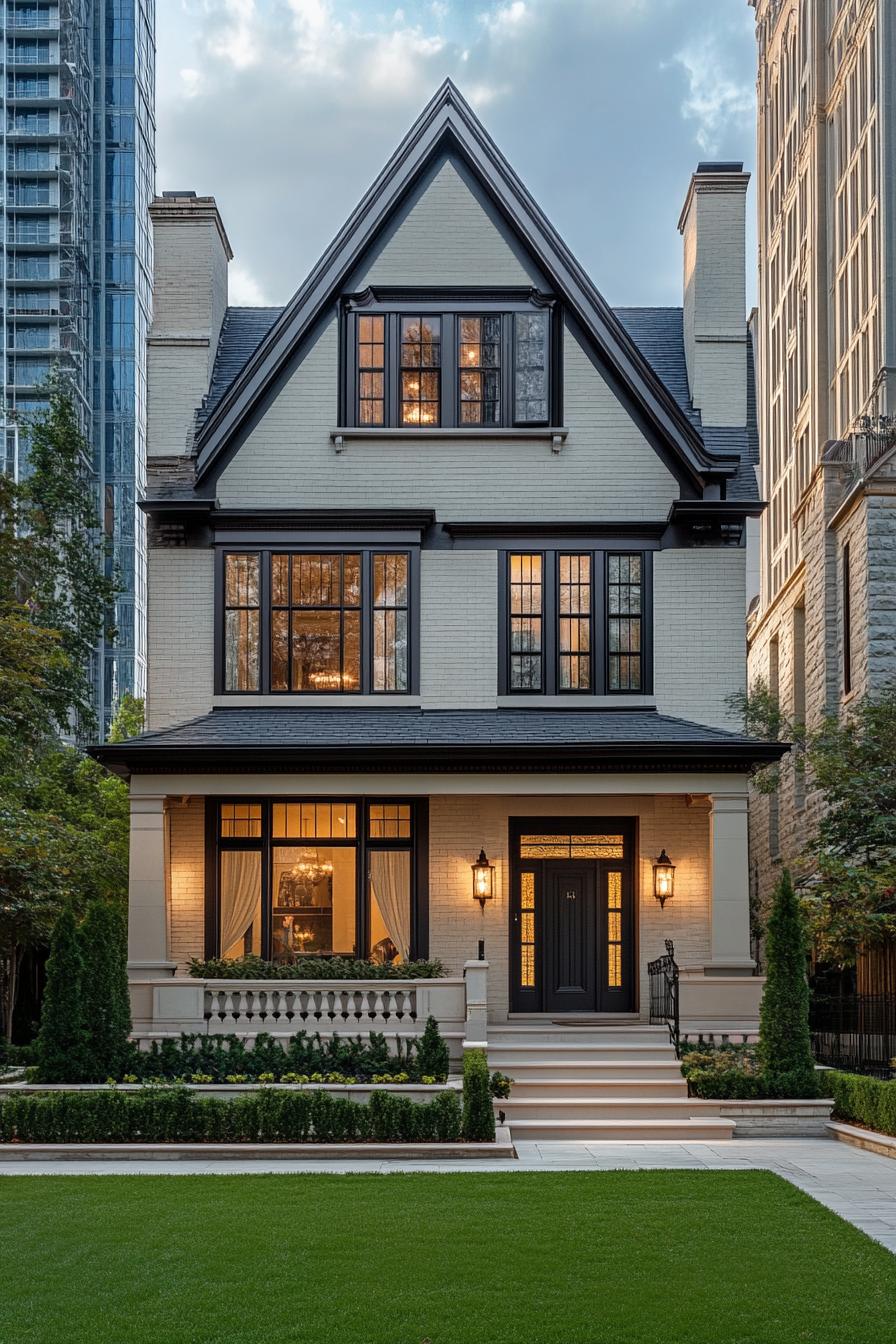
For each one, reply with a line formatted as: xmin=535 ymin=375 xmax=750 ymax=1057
xmin=1 ymin=0 xmax=155 ymax=733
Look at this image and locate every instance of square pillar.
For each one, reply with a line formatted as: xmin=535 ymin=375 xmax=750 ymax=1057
xmin=127 ymin=793 xmax=176 ymax=980
xmin=706 ymin=793 xmax=755 ymax=976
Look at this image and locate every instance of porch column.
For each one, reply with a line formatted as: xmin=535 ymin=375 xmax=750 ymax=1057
xmin=706 ymin=793 xmax=755 ymax=976
xmin=127 ymin=793 xmax=176 ymax=980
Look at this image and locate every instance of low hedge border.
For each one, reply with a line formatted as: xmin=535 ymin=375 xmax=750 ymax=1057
xmin=680 ymin=1043 xmax=822 ymax=1101
xmin=830 ymin=1070 xmax=896 ymax=1138
xmin=187 ymin=955 xmax=445 ymax=981
xmin=0 ymin=1085 xmax=464 ymax=1145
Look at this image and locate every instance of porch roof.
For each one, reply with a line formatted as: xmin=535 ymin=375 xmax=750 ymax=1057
xmin=90 ymin=708 xmax=787 ymax=778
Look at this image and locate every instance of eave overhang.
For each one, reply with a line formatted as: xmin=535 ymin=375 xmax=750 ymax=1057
xmin=91 ymin=738 xmax=788 ymax=782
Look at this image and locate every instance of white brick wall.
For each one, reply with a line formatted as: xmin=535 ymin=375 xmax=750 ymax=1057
xmin=217 ymin=320 xmax=679 ymax=519
xmin=168 ymin=798 xmax=205 ymax=970
xmin=146 ymin=549 xmax=215 ymax=730
xmin=359 ymin=158 xmax=536 ymax=287
xmin=654 ymin=549 xmax=746 ymax=729
xmin=420 ymin=551 xmax=498 ymax=708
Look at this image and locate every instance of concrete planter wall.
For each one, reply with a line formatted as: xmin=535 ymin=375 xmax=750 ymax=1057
xmin=690 ymin=1098 xmax=834 ymax=1136
xmin=0 ymin=1081 xmax=459 ymax=1103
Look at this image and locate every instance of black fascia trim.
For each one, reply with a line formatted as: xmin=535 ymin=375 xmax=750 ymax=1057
xmin=90 ymin=739 xmax=790 ymax=780
xmin=669 ymin=499 xmax=767 ymax=521
xmin=139 ymin=497 xmax=215 ymax=516
xmin=210 ymin=508 xmax=436 ymax=532
xmin=445 ymin=520 xmax=667 ymax=542
xmin=190 ymin=81 xmax=719 ymax=490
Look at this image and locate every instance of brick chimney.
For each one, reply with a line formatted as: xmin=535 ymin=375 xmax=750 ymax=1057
xmin=147 ymin=192 xmax=233 ymax=457
xmin=678 ymin=162 xmax=750 ymax=428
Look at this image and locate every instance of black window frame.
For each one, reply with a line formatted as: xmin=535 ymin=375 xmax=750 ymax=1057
xmin=206 ymin=796 xmax=429 ymax=963
xmin=499 ymin=548 xmax=653 ymax=696
xmin=215 ymin=546 xmax=419 ymax=696
xmin=341 ymin=292 xmax=561 ymax=430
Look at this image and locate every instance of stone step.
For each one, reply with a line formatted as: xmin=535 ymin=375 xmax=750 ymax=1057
xmin=490 ymin=1060 xmax=686 ymax=1082
xmin=499 ymin=1097 xmax=697 ymax=1121
xmin=507 ymin=1117 xmax=736 ymax=1142
xmin=507 ymin=1078 xmax=689 ymax=1100
xmin=487 ymin=1043 xmax=677 ymax=1066
xmin=488 ymin=1025 xmax=670 ymax=1046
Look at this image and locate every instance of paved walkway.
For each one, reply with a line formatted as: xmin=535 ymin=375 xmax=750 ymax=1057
xmin=2 ymin=1138 xmax=895 ymax=1253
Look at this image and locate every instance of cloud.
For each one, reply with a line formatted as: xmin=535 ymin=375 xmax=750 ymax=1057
xmin=156 ymin=0 xmax=757 ymax=308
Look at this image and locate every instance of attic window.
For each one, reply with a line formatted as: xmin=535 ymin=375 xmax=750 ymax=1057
xmin=345 ymin=300 xmax=556 ymax=429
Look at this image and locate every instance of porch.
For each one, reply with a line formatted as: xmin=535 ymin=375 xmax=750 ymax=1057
xmin=125 ymin=781 xmax=766 ymax=1044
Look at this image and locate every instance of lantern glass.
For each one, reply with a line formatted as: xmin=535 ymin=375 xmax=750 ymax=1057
xmin=653 ymin=849 xmax=675 ymax=906
xmin=472 ymin=849 xmax=495 ymax=906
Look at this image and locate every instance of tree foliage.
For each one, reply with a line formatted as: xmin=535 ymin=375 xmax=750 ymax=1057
xmin=35 ymin=905 xmax=89 ymax=1083
xmin=79 ymin=900 xmax=132 ymax=1082
xmin=758 ymin=870 xmax=816 ymax=1094
xmin=0 ymin=374 xmax=132 ymax=1040
xmin=730 ymin=680 xmax=896 ymax=964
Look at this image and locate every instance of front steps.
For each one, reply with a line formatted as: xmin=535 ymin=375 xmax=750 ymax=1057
xmin=488 ymin=1024 xmax=736 ymax=1142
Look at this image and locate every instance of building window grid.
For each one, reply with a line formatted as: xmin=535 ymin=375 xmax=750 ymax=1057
xmin=271 ymin=552 xmax=362 ymax=694
xmin=509 ymin=552 xmax=543 ymax=691
xmin=607 ymin=554 xmax=642 ymax=692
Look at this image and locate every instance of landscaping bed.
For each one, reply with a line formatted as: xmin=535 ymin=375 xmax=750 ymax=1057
xmin=3 ymin=1171 xmax=895 ymax=1343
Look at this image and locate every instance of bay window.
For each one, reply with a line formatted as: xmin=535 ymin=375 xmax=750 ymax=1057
xmin=211 ymin=799 xmax=425 ymax=964
xmin=343 ymin=299 xmax=558 ymax=429
xmin=502 ymin=550 xmax=651 ymax=695
xmin=219 ymin=548 xmax=415 ymax=695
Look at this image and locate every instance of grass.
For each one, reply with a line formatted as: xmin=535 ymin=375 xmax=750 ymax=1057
xmin=2 ymin=1171 xmax=895 ymax=1343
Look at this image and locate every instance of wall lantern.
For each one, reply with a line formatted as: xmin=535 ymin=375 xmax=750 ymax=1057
xmin=472 ymin=849 xmax=495 ymax=909
xmin=653 ymin=849 xmax=676 ymax=908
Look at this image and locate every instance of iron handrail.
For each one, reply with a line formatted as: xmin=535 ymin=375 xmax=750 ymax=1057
xmin=648 ymin=938 xmax=680 ymax=1055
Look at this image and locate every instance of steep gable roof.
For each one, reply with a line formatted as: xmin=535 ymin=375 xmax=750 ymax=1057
xmin=191 ymin=80 xmax=743 ymax=493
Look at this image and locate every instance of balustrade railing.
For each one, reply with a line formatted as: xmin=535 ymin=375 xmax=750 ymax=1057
xmin=648 ymin=939 xmax=680 ymax=1054
xmin=204 ymin=981 xmax=420 ymax=1033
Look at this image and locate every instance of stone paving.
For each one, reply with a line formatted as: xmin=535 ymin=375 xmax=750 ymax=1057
xmin=2 ymin=1137 xmax=896 ymax=1254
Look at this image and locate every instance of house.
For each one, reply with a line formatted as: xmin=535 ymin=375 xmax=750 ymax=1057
xmin=93 ymin=82 xmax=784 ymax=1056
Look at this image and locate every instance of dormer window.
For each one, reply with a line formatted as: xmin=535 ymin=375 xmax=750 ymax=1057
xmin=344 ymin=296 xmax=557 ymax=429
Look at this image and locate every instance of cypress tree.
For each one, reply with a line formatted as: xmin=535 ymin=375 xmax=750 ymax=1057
xmin=758 ymin=869 xmax=817 ymax=1095
xmin=414 ymin=1014 xmax=450 ymax=1081
xmin=36 ymin=904 xmax=88 ymax=1083
xmin=79 ymin=901 xmax=132 ymax=1081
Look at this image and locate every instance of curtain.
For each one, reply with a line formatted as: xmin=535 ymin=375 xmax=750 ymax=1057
xmin=369 ymin=850 xmax=411 ymax=960
xmin=220 ymin=850 xmax=261 ymax=956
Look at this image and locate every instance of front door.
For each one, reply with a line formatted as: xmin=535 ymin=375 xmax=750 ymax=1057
xmin=510 ymin=819 xmax=635 ymax=1014
xmin=543 ymin=864 xmax=597 ymax=1013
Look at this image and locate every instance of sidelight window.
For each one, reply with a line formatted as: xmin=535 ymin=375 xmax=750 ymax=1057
xmin=224 ymin=553 xmax=260 ymax=691
xmin=607 ymin=554 xmax=642 ymax=691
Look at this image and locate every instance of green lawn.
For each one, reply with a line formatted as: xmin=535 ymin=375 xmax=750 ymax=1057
xmin=2 ymin=1171 xmax=895 ymax=1343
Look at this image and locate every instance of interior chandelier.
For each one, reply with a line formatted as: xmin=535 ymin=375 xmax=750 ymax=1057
xmin=289 ymin=849 xmax=334 ymax=885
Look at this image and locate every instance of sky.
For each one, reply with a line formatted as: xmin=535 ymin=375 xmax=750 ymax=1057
xmin=156 ymin=0 xmax=759 ymax=310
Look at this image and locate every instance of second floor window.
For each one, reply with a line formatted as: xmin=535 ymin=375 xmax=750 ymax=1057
xmin=222 ymin=550 xmax=413 ymax=695
xmin=503 ymin=550 xmax=649 ymax=695
xmin=345 ymin=303 xmax=555 ymax=429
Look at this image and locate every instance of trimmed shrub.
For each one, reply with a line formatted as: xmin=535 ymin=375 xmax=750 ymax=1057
xmin=0 ymin=1085 xmax=464 ymax=1145
xmin=680 ymin=1042 xmax=820 ymax=1100
xmin=759 ymin=869 xmax=817 ymax=1094
xmin=414 ymin=1015 xmax=450 ymax=1082
xmin=462 ymin=1048 xmax=495 ymax=1142
xmin=35 ymin=906 xmax=89 ymax=1084
xmin=187 ymin=955 xmax=445 ymax=981
xmin=79 ymin=901 xmax=132 ymax=1082
xmin=831 ymin=1071 xmax=896 ymax=1137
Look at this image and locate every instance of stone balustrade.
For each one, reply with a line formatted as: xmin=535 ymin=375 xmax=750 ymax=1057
xmin=129 ymin=972 xmax=480 ymax=1059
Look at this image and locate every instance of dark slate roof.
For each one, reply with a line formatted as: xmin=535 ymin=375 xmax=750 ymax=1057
xmin=92 ymin=708 xmax=786 ymax=776
xmin=197 ymin=307 xmax=283 ymax=429
xmin=193 ymin=303 xmax=759 ymax=501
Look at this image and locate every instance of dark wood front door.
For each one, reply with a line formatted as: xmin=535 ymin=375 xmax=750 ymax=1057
xmin=543 ymin=864 xmax=597 ymax=1013
xmin=510 ymin=818 xmax=635 ymax=1014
